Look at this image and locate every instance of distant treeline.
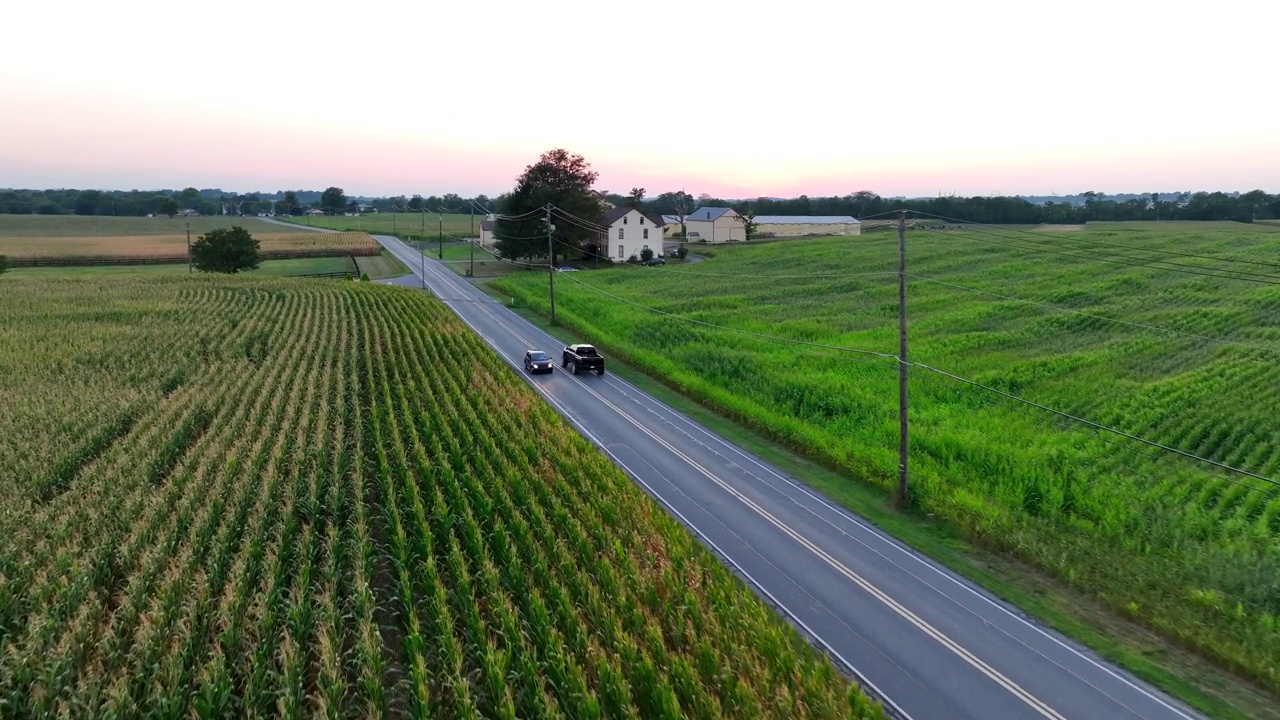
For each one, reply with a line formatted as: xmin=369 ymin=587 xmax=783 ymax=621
xmin=6 ymin=186 xmax=1279 ymax=225
xmin=0 ymin=188 xmax=499 ymax=217
xmin=635 ymin=190 xmax=1280 ymax=224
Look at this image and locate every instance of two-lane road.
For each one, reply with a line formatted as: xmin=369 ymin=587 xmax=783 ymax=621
xmin=367 ymin=229 xmax=1200 ymax=720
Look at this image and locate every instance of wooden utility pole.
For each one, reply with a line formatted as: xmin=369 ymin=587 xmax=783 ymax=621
xmin=186 ymin=223 xmax=192 ymax=274
xmin=547 ymin=206 xmax=556 ymax=324
xmin=438 ymin=214 xmax=443 ymax=259
xmin=896 ymin=210 xmax=909 ymax=508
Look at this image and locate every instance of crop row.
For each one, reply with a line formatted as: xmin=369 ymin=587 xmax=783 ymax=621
xmin=492 ymin=226 xmax=1280 ymax=690
xmin=0 ymin=276 xmax=879 ymax=718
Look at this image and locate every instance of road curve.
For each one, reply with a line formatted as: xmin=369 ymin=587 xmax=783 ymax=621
xmin=358 ymin=228 xmax=1201 ymax=720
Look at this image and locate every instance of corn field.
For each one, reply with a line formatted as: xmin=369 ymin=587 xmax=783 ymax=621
xmin=0 ymin=276 xmax=880 ymax=719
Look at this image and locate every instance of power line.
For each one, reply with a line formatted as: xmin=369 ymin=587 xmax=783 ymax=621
xmin=555 ymin=272 xmax=898 ymax=361
xmin=905 ymin=273 xmax=1280 ymax=356
xmin=916 ymin=226 xmax=1280 ymax=287
xmin=910 ymin=362 xmax=1280 ymax=491
xmin=909 ymin=210 xmax=1280 ymax=272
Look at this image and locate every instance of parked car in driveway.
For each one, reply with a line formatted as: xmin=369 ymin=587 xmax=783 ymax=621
xmin=523 ymin=349 xmax=554 ymax=374
xmin=642 ymin=257 xmax=665 ymax=266
xmin=554 ymin=266 xmax=579 ymax=272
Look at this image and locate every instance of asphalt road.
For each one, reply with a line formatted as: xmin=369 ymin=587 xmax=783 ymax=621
xmin=342 ymin=226 xmax=1203 ymax=720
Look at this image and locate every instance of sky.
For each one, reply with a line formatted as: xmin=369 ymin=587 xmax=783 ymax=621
xmin=2 ymin=0 xmax=1277 ymax=199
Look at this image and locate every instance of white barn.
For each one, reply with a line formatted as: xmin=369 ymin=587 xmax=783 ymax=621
xmin=753 ymin=216 xmax=862 ymax=237
xmin=684 ymin=207 xmax=746 ymax=243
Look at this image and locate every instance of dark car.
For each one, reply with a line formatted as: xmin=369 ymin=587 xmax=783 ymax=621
xmin=642 ymin=257 xmax=665 ymax=266
xmin=523 ymin=349 xmax=554 ymax=374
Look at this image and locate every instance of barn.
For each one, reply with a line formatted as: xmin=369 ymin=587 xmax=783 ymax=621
xmin=753 ymin=216 xmax=862 ymax=237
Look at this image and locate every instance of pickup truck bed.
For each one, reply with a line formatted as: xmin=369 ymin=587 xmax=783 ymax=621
xmin=562 ymin=344 xmax=605 ymax=376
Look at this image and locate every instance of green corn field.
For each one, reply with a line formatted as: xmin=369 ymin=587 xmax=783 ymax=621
xmin=0 ymin=276 xmax=882 ymax=719
xmin=493 ymin=223 xmax=1280 ymax=691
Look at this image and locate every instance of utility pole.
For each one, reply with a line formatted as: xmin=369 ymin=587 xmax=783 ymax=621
xmin=186 ymin=222 xmax=192 ymax=274
xmin=896 ymin=210 xmax=909 ymax=508
xmin=547 ymin=206 xmax=556 ymax=324
xmin=470 ymin=203 xmax=475 ymax=236
xmin=469 ymin=235 xmax=474 ymax=277
xmin=438 ymin=213 xmax=443 ymax=259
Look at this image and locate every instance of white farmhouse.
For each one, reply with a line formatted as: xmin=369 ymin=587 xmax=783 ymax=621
xmin=684 ymin=207 xmax=746 ymax=243
xmin=753 ymin=215 xmax=862 ymax=237
xmin=599 ymin=207 xmax=666 ymax=261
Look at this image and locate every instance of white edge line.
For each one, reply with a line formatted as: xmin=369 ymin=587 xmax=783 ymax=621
xmin=393 ymin=237 xmax=914 ymax=720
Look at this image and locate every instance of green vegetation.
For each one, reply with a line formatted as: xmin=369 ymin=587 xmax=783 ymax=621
xmin=0 ymin=275 xmax=879 ymax=718
xmin=290 ymin=212 xmax=480 ymax=238
xmin=190 ymin=226 xmax=260 ymax=274
xmin=5 ymin=257 xmax=357 ymax=278
xmin=0 ymin=214 xmax=289 ymax=237
xmin=353 ymin=253 xmax=410 ymax=279
xmin=494 ymin=224 xmax=1280 ymax=694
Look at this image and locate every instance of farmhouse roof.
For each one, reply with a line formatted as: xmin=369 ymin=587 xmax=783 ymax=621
xmin=689 ymin=207 xmax=735 ymax=221
xmin=661 ymin=215 xmax=682 ymax=225
xmin=752 ymin=215 xmax=861 ymax=224
xmin=600 ymin=206 xmax=665 ymax=229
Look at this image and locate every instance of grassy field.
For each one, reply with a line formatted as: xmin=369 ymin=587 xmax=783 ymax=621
xmin=289 ymin=212 xmax=480 ymax=239
xmin=1 ymin=231 xmax=379 ymax=261
xmin=7 ymin=256 xmax=357 ymax=278
xmin=493 ymin=223 xmax=1280 ymax=695
xmin=354 ymin=253 xmax=410 ymax=279
xmin=0 ymin=275 xmax=880 ymax=719
xmin=0 ymin=214 xmax=289 ymax=237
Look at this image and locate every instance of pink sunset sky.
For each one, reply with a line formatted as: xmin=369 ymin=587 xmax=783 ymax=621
xmin=2 ymin=0 xmax=1277 ymax=199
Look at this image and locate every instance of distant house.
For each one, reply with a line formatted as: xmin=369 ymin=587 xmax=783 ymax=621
xmin=599 ymin=207 xmax=665 ymax=261
xmin=177 ymin=209 xmax=201 ymax=218
xmin=479 ymin=218 xmax=497 ymax=247
xmin=304 ymin=208 xmax=326 ymax=217
xmin=684 ymin=207 xmax=745 ymax=243
xmin=753 ymin=216 xmax=862 ymax=237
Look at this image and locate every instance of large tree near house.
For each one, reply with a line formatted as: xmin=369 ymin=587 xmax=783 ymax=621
xmin=495 ymin=149 xmax=605 ymax=263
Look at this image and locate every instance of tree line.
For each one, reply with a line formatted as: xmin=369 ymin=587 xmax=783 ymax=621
xmin=642 ymin=189 xmax=1280 ymax=224
xmin=0 ymin=187 xmax=501 ymax=218
xmin=6 ymin=184 xmax=1278 ymax=225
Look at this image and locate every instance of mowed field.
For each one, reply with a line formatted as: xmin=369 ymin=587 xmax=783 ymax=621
xmin=291 ymin=212 xmax=481 ymax=239
xmin=493 ymin=222 xmax=1280 ymax=690
xmin=0 ymin=276 xmax=879 ymax=719
xmin=1 ymin=232 xmax=379 ymax=261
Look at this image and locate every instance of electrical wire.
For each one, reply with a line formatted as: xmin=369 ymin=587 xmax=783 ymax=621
xmin=905 ymin=273 xmax=1280 ymax=356
xmin=916 ymin=226 xmax=1280 ymax=287
xmin=909 ymin=210 xmax=1280 ymax=271
xmin=910 ymin=362 xmax=1280 ymax=490
xmin=554 ymin=272 xmax=897 ymax=361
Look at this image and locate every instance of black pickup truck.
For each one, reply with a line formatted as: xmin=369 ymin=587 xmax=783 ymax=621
xmin=562 ymin=344 xmax=605 ymax=376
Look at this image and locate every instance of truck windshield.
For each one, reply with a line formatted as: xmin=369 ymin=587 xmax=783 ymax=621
xmin=529 ymin=352 xmax=548 ymax=361
xmin=577 ymin=346 xmax=597 ymax=355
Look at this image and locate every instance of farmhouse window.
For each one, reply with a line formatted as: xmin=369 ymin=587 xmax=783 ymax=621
xmin=643 ymin=229 xmax=649 ymax=240
xmin=618 ymin=245 xmax=624 ymax=259
xmin=618 ymin=228 xmax=625 ymax=240
xmin=623 ymin=217 xmax=628 ymax=224
xmin=640 ymin=216 xmax=645 ymax=225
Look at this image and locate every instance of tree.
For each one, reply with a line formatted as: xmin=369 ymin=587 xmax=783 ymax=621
xmin=190 ymin=226 xmax=260 ymax=274
xmin=158 ymin=198 xmax=179 ymax=218
xmin=0 ymin=254 xmax=8 ymax=276
xmin=628 ymin=187 xmax=645 ymax=208
xmin=741 ymin=212 xmax=758 ymax=241
xmin=320 ymin=187 xmax=346 ymax=215
xmin=495 ymin=149 xmax=605 ymax=263
xmin=283 ymin=191 xmax=300 ymax=215
xmin=407 ymin=194 xmax=425 ymax=211
xmin=640 ymin=246 xmax=655 ymax=262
